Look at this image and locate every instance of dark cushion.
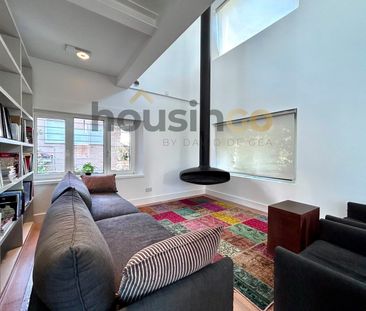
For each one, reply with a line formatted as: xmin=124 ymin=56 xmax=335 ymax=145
xmin=90 ymin=193 xmax=138 ymax=221
xmin=326 ymin=215 xmax=366 ymax=230
xmin=96 ymin=213 xmax=173 ymax=290
xmin=81 ymin=174 xmax=118 ymax=193
xmin=347 ymin=202 xmax=366 ymax=222
xmin=301 ymin=240 xmax=366 ymax=282
xmin=33 ymin=189 xmax=115 ymax=311
xmin=51 ymin=171 xmax=92 ymax=208
xmin=119 ymin=226 xmax=223 ymax=304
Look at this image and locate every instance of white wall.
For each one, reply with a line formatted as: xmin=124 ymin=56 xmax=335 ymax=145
xmin=133 ymin=19 xmax=200 ymax=101
xmin=32 ymin=58 xmax=202 ymax=221
xmin=31 ymin=57 xmax=122 ymax=114
xmin=208 ymin=0 xmax=366 ymax=217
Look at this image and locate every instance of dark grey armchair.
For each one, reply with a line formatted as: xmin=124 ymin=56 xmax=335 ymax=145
xmin=326 ymin=202 xmax=366 ymax=230
xmin=275 ymin=219 xmax=366 ymax=311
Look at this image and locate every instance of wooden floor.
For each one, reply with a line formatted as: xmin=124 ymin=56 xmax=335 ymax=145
xmin=0 ymin=202 xmax=274 ymax=311
xmin=0 ymin=224 xmax=40 ymax=311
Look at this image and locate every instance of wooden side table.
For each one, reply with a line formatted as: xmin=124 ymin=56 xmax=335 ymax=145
xmin=267 ymin=200 xmax=320 ymax=256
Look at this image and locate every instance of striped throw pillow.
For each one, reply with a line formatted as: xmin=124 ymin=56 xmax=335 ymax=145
xmin=118 ymin=226 xmax=223 ymax=303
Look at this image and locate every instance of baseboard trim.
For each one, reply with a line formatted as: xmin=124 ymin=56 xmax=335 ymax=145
xmin=130 ymin=189 xmax=205 ymax=206
xmin=33 ymin=213 xmax=46 ymax=224
xmin=205 ymin=189 xmax=268 ymax=213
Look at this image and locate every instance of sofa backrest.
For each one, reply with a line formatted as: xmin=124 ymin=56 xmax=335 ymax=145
xmin=51 ymin=171 xmax=92 ymax=208
xmin=33 ymin=189 xmax=116 ymax=311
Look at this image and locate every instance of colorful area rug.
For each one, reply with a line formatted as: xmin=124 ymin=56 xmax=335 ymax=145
xmin=139 ymin=196 xmax=274 ymax=310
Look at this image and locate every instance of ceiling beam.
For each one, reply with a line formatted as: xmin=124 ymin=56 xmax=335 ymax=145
xmin=116 ymin=0 xmax=215 ymax=88
xmin=66 ymin=0 xmax=157 ymax=35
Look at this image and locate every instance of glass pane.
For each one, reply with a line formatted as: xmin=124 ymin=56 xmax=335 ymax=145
xmin=217 ymin=0 xmax=299 ymax=55
xmin=74 ymin=118 xmax=104 ymax=173
xmin=111 ymin=124 xmax=132 ymax=172
xmin=37 ymin=118 xmax=66 ymax=174
xmin=215 ymin=111 xmax=296 ymax=180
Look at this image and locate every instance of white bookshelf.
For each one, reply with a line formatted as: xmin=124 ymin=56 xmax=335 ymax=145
xmin=0 ymin=0 xmax=34 ymax=295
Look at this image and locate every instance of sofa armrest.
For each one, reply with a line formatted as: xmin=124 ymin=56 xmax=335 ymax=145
xmin=319 ymin=219 xmax=366 ymax=256
xmin=325 ymin=215 xmax=366 ymax=230
xmin=119 ymin=257 xmax=233 ymax=311
xmin=347 ymin=202 xmax=366 ymax=222
xmin=275 ymin=247 xmax=366 ymax=311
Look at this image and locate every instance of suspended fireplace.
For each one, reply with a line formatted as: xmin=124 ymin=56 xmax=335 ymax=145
xmin=179 ymin=8 xmax=230 ymax=185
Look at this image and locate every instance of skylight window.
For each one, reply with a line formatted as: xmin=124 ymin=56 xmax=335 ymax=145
xmin=216 ymin=0 xmax=299 ymax=55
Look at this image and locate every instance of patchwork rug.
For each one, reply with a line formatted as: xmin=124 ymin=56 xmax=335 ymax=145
xmin=139 ymin=196 xmax=274 ymax=311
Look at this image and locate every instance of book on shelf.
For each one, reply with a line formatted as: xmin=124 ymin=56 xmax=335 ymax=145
xmin=26 ymin=126 xmax=33 ymax=144
xmin=23 ymin=180 xmax=33 ymax=209
xmin=0 ymin=190 xmax=23 ymax=233
xmin=10 ymin=115 xmax=21 ymax=141
xmin=0 ymin=104 xmax=13 ymax=140
xmin=0 ymin=217 xmax=13 ymax=233
xmin=21 ymin=119 xmax=27 ymax=143
xmin=0 ymin=190 xmax=23 ymax=221
xmin=23 ymin=153 xmax=33 ymax=174
xmin=0 ymin=106 xmax=3 ymax=138
xmin=0 ymin=113 xmax=33 ymax=143
xmin=0 ymin=153 xmax=19 ymax=185
xmin=10 ymin=123 xmax=20 ymax=141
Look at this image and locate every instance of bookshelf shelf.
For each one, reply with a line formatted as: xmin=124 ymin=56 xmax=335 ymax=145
xmin=0 ymin=34 xmax=21 ymax=74
xmin=0 ymin=85 xmax=21 ymax=111
xmin=22 ymin=109 xmax=33 ymax=121
xmin=0 ymin=246 xmax=21 ymax=293
xmin=0 ymin=172 xmax=34 ymax=195
xmin=22 ymin=142 xmax=34 ymax=148
xmin=0 ymin=85 xmax=33 ymax=121
xmin=0 ymin=137 xmax=33 ymax=147
xmin=0 ymin=219 xmax=18 ymax=246
xmin=0 ymin=0 xmax=34 ymax=295
xmin=21 ymin=74 xmax=32 ymax=95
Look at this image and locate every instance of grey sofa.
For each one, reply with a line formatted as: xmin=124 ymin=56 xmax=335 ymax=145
xmin=275 ymin=219 xmax=366 ymax=311
xmin=29 ymin=173 xmax=233 ymax=311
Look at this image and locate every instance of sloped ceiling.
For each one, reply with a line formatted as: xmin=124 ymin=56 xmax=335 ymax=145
xmin=8 ymin=0 xmax=214 ymax=88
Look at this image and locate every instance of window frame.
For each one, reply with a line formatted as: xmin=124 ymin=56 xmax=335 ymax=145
xmin=35 ymin=110 xmax=70 ymax=180
xmin=34 ymin=110 xmax=137 ymax=180
xmin=214 ymin=108 xmax=297 ymax=182
xmin=73 ymin=116 xmax=106 ymax=174
xmin=106 ymin=118 xmax=136 ymax=175
xmin=212 ymin=0 xmax=300 ymax=58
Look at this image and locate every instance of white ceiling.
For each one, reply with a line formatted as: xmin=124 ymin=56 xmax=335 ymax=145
xmin=8 ymin=0 xmax=214 ymax=88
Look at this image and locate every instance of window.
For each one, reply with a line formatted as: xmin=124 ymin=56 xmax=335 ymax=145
xmin=36 ymin=118 xmax=66 ymax=175
xmin=74 ymin=118 xmax=104 ymax=173
xmin=35 ymin=111 xmax=138 ymax=179
xmin=215 ymin=0 xmax=299 ymax=55
xmin=110 ymin=122 xmax=134 ymax=173
xmin=215 ymin=109 xmax=296 ymax=181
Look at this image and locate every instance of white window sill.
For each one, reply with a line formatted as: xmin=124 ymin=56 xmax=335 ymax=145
xmin=229 ymin=172 xmax=295 ymax=184
xmin=34 ymin=173 xmax=145 ymax=185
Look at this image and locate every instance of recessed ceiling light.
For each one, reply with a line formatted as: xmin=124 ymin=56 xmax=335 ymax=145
xmin=76 ymin=50 xmax=90 ymax=60
xmin=65 ymin=44 xmax=91 ymax=61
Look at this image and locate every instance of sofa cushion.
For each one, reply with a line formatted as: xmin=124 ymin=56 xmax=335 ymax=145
xmin=118 ymin=226 xmax=223 ymax=304
xmin=90 ymin=193 xmax=138 ymax=221
xmin=301 ymin=240 xmax=366 ymax=282
xmin=326 ymin=215 xmax=366 ymax=230
xmin=81 ymin=174 xmax=117 ymax=193
xmin=51 ymin=171 xmax=92 ymax=208
xmin=96 ymin=213 xmax=173 ymax=289
xmin=33 ymin=189 xmax=115 ymax=311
